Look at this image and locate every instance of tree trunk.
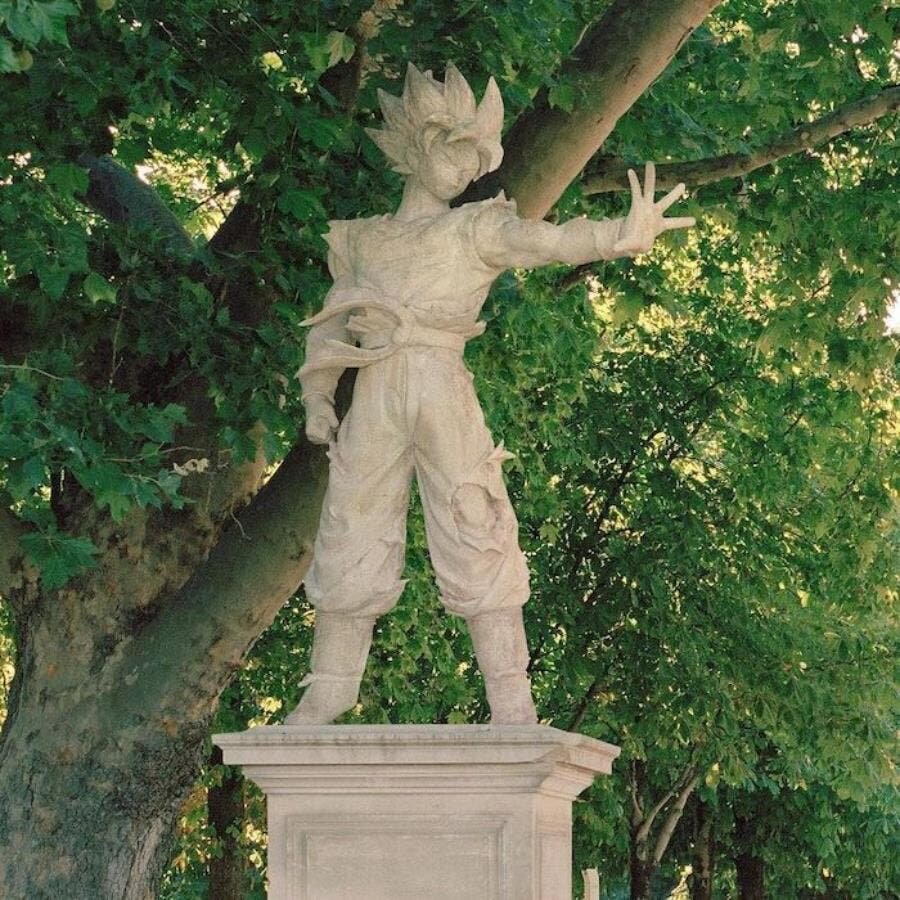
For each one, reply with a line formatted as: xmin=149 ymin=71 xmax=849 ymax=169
xmin=689 ymin=799 xmax=714 ymax=900
xmin=735 ymin=852 xmax=765 ymax=900
xmin=630 ymin=846 xmax=653 ymax=900
xmin=0 ymin=601 xmax=209 ymax=897
xmin=208 ymin=748 xmax=247 ymax=900
xmin=0 ymin=445 xmax=327 ymax=897
xmin=734 ymin=814 xmax=765 ymax=900
xmin=207 ymin=683 xmax=251 ymax=899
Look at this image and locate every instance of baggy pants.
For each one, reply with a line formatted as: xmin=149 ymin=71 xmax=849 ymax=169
xmin=304 ymin=345 xmax=530 ymax=619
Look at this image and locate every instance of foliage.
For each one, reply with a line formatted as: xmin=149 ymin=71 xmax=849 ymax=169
xmin=0 ymin=0 xmax=77 ymax=73
xmin=0 ymin=0 xmax=897 ymax=896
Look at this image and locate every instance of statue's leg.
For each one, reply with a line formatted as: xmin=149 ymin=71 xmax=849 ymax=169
xmin=286 ymin=359 xmax=414 ymax=724
xmin=466 ymin=607 xmax=537 ymax=725
xmin=285 ymin=612 xmax=377 ymax=725
xmin=412 ymin=353 xmax=536 ymax=724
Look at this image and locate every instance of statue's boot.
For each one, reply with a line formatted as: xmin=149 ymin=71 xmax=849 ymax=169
xmin=285 ymin=612 xmax=376 ymax=724
xmin=467 ymin=607 xmax=538 ymax=724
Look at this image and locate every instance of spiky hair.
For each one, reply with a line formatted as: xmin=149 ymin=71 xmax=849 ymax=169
xmin=366 ymin=62 xmax=504 ymax=179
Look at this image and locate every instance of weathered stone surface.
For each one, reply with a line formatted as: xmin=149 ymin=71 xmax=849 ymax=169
xmin=289 ymin=63 xmax=694 ymax=726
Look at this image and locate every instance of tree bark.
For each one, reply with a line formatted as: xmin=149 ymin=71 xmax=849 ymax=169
xmin=735 ymin=852 xmax=766 ymax=900
xmin=0 ymin=443 xmax=327 ymax=897
xmin=734 ymin=813 xmax=766 ymax=900
xmin=207 ymin=747 xmax=247 ymax=900
xmin=689 ymin=799 xmax=714 ymax=900
xmin=630 ymin=852 xmax=654 ymax=900
xmin=0 ymin=500 xmax=24 ymax=597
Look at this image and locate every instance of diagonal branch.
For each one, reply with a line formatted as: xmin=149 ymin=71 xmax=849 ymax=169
xmin=651 ymin=770 xmax=701 ymax=866
xmin=461 ymin=0 xmax=722 ymax=218
xmin=104 ymin=440 xmax=329 ymax=721
xmin=630 ymin=760 xmax=646 ymax=827
xmin=635 ymin=763 xmax=697 ymax=845
xmin=78 ymin=154 xmax=195 ymax=260
xmin=568 ymin=676 xmax=603 ymax=731
xmin=583 ymin=84 xmax=900 ymax=194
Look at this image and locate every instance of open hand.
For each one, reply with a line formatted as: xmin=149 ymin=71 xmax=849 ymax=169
xmin=613 ymin=162 xmax=696 ymax=256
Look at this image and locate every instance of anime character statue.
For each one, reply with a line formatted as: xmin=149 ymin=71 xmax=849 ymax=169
xmin=286 ymin=63 xmax=695 ymax=726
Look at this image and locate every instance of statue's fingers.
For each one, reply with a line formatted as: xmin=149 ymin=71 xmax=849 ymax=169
xmin=662 ymin=216 xmax=696 ymax=231
xmin=656 ymin=183 xmax=686 ymax=212
xmin=627 ymin=168 xmax=641 ymax=202
xmin=644 ymin=161 xmax=656 ymax=199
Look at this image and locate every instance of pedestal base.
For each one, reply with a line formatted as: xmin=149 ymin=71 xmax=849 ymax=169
xmin=214 ymin=724 xmax=619 ymax=900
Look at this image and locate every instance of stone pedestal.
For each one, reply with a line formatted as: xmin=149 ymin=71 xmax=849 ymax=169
xmin=214 ymin=724 xmax=619 ymax=900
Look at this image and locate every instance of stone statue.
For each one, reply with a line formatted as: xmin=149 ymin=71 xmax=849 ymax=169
xmin=286 ymin=63 xmax=695 ymax=726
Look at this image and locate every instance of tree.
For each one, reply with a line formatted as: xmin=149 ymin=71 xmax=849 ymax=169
xmin=1 ymin=0 xmax=897 ymax=897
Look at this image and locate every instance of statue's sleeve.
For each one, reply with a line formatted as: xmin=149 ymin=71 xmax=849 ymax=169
xmin=471 ymin=195 xmax=623 ymax=270
xmin=298 ymin=221 xmax=354 ymax=405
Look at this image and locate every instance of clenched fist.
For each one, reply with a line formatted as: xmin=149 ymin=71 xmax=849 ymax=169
xmin=304 ymin=394 xmax=339 ymax=445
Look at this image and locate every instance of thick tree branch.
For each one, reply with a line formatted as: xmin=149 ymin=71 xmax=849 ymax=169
xmin=584 ymin=84 xmax=900 ymax=193
xmin=78 ymin=154 xmax=195 ymax=260
xmin=104 ymin=440 xmax=329 ymax=722
xmin=461 ymin=0 xmax=722 ymax=218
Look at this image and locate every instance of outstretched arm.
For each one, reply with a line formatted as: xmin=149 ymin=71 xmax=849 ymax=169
xmin=476 ymin=163 xmax=695 ymax=270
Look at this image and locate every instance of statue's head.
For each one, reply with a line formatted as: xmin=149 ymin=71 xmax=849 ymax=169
xmin=366 ymin=63 xmax=504 ymax=200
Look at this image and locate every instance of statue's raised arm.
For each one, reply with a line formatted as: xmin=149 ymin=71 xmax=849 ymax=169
xmin=474 ymin=162 xmax=695 ymax=270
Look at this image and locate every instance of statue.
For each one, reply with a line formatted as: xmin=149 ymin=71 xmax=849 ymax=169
xmin=286 ymin=63 xmax=695 ymax=726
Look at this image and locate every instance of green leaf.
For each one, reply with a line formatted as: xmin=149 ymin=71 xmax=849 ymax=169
xmin=5 ymin=0 xmax=76 ymax=47
xmin=20 ymin=530 xmax=98 ymax=589
xmin=72 ymin=461 xmax=132 ymax=520
xmin=45 ymin=162 xmax=88 ymax=196
xmin=6 ymin=456 xmax=47 ymax=498
xmin=548 ymin=82 xmax=575 ymax=113
xmin=865 ymin=13 xmax=893 ymax=50
xmin=83 ymin=271 xmax=118 ymax=304
xmin=612 ymin=292 xmax=643 ymax=325
xmin=36 ymin=263 xmax=70 ymax=300
xmin=325 ymin=31 xmax=355 ymax=68
xmin=277 ymin=188 xmax=326 ymax=222
xmin=0 ymin=35 xmax=20 ymax=72
xmin=300 ymin=32 xmax=330 ymax=72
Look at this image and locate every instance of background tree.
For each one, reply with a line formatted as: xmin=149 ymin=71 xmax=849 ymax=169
xmin=1 ymin=0 xmax=896 ymax=897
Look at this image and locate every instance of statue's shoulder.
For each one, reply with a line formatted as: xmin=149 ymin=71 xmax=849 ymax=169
xmin=461 ymin=190 xmax=518 ymax=217
xmin=455 ymin=193 xmax=519 ymax=257
xmin=323 ymin=216 xmax=387 ymax=276
xmin=324 ymin=214 xmax=385 ymax=243
xmin=457 ymin=191 xmax=519 ymax=230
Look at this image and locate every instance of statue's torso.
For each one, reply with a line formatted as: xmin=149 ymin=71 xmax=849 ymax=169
xmin=325 ymin=199 xmax=508 ymax=329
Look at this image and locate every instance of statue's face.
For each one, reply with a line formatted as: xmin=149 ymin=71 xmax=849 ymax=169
xmin=416 ymin=135 xmax=481 ymax=200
